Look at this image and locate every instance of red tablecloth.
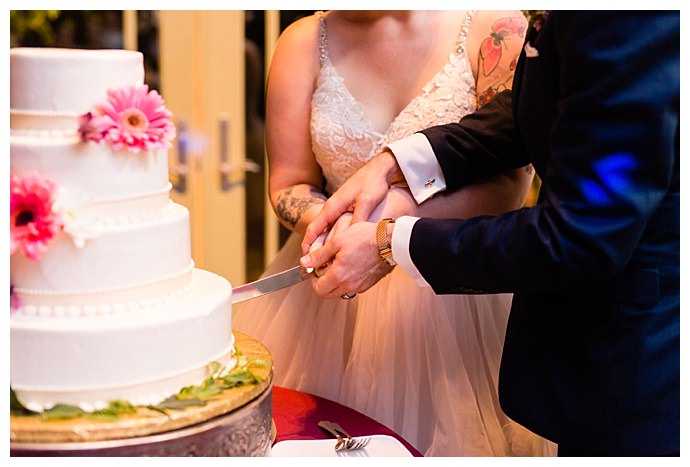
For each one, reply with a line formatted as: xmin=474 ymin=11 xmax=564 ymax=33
xmin=272 ymin=386 xmax=423 ymax=457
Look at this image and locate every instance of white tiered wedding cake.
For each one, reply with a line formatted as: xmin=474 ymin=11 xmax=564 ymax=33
xmin=9 ymin=47 xmax=235 ymax=413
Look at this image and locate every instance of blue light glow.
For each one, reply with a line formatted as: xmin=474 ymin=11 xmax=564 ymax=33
xmin=581 ymin=153 xmax=637 ymax=205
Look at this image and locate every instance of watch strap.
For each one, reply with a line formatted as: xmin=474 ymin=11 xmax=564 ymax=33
xmin=376 ymin=218 xmax=396 ymax=267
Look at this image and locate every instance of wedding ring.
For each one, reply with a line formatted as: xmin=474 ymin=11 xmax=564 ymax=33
xmin=341 ymin=293 xmax=356 ymax=300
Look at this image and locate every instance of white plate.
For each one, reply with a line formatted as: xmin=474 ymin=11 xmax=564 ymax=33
xmin=271 ymin=434 xmax=414 ymax=457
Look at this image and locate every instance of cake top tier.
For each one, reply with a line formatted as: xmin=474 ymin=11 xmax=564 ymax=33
xmin=10 ymin=48 xmax=145 ymax=115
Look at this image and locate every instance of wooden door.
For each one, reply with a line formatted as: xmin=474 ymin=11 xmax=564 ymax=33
xmin=159 ymin=10 xmax=247 ymax=286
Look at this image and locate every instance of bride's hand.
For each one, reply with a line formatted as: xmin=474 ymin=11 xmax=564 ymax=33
xmin=302 ymin=149 xmax=404 ymax=255
xmin=367 ymin=186 xmax=418 ymax=222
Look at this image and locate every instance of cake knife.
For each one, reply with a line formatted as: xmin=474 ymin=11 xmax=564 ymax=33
xmin=232 ymin=231 xmax=328 ymax=304
xmin=231 ymin=265 xmax=314 ymax=304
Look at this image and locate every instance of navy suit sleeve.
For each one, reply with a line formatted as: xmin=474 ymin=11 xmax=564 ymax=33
xmin=410 ymin=11 xmax=679 ymax=295
xmin=420 ymin=90 xmax=530 ymax=188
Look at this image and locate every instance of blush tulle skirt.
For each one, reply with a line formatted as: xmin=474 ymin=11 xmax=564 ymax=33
xmin=233 ymin=233 xmax=556 ymax=456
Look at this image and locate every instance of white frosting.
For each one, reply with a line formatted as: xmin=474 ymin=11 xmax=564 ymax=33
xmin=11 ymin=202 xmax=191 ymax=291
xmin=10 ymin=134 xmax=170 ymax=204
xmin=10 ymin=269 xmax=234 ymax=412
xmin=13 ymin=262 xmax=196 ymax=316
xmin=10 ymin=48 xmax=144 ymax=118
xmin=9 ymin=47 xmax=236 ymax=413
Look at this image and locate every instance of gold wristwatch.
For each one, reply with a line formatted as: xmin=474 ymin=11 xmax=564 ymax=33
xmin=376 ymin=218 xmax=397 ymax=267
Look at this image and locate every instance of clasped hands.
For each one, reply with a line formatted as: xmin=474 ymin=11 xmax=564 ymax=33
xmin=300 ymin=150 xmax=406 ymax=299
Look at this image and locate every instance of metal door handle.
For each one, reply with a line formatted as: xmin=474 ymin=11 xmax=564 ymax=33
xmin=219 ymin=116 xmax=261 ymax=191
xmin=171 ymin=120 xmax=189 ymax=193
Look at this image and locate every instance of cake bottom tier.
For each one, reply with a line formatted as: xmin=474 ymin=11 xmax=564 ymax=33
xmin=10 ymin=268 xmax=233 ymax=412
xmin=10 ymin=332 xmax=274 ymax=456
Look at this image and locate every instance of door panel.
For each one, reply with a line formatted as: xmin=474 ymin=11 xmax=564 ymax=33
xmin=159 ymin=11 xmax=246 ymax=286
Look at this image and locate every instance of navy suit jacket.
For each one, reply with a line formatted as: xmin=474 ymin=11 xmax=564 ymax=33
xmin=413 ymin=11 xmax=679 ymax=454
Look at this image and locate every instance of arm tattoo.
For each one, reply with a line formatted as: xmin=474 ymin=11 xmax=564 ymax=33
xmin=476 ymin=15 xmax=527 ymax=107
xmin=477 ymin=76 xmax=513 ymax=107
xmin=478 ymin=16 xmax=527 ymax=78
xmin=276 ymin=186 xmax=327 ymax=228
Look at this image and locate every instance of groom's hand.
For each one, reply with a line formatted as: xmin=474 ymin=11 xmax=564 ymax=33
xmin=300 ymin=221 xmax=393 ymax=298
xmin=301 ymin=149 xmax=404 ymax=255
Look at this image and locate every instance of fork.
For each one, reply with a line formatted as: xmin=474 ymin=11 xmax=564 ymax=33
xmin=318 ymin=420 xmax=371 ymax=451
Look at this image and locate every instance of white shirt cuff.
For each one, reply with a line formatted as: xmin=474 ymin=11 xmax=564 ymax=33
xmin=387 ymin=133 xmax=446 ymax=204
xmin=391 ymin=215 xmax=431 ymax=288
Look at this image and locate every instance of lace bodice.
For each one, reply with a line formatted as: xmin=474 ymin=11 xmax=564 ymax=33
xmin=311 ymin=11 xmax=478 ymax=194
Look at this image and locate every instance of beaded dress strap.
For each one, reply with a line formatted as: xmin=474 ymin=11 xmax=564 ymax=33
xmin=316 ymin=11 xmax=328 ymax=67
xmin=455 ymin=10 xmax=475 ymax=54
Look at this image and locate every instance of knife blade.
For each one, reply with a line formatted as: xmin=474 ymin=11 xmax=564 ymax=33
xmin=232 ymin=231 xmax=327 ymax=304
xmin=232 ymin=266 xmax=313 ymax=304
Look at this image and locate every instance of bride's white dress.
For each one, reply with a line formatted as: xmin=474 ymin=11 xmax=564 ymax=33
xmin=234 ymin=11 xmax=556 ymax=457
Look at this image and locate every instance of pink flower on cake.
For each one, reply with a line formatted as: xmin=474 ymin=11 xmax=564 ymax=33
xmin=77 ymin=111 xmax=111 ymax=143
xmin=10 ymin=172 xmax=64 ymax=260
xmin=78 ymin=85 xmax=175 ymax=153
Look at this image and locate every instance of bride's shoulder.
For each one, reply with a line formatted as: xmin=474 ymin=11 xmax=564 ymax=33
xmin=276 ymin=13 xmax=321 ymax=50
xmin=272 ymin=13 xmax=322 ymax=73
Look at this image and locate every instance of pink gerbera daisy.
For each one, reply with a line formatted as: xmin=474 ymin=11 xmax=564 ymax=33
xmin=10 ymin=172 xmax=64 ymax=260
xmin=78 ymin=85 xmax=175 ymax=153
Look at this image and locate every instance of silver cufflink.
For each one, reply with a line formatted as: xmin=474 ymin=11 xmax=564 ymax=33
xmin=424 ymin=178 xmax=435 ymax=187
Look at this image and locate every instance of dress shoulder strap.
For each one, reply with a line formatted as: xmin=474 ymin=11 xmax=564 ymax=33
xmin=455 ymin=10 xmax=476 ymax=54
xmin=316 ymin=11 xmax=329 ymax=66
